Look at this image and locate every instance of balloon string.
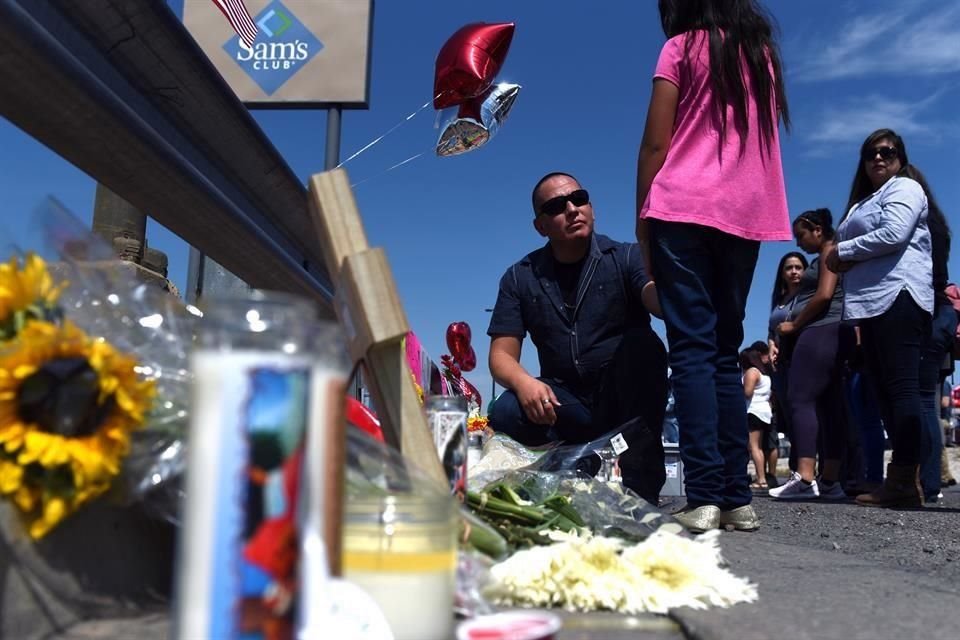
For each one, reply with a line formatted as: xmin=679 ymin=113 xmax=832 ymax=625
xmin=350 ymin=147 xmax=433 ymax=189
xmin=337 ymin=93 xmax=444 ymax=168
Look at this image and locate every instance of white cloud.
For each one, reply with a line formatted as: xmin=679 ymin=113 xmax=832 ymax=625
xmin=806 ymin=93 xmax=939 ymax=145
xmin=793 ymin=3 xmax=960 ymax=81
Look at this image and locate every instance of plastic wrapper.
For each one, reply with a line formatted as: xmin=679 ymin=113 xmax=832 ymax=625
xmin=470 ymin=423 xmax=638 ymax=489
xmin=468 ymin=432 xmax=550 ymax=486
xmin=477 ymin=470 xmax=688 ymax=544
xmin=456 ymin=547 xmax=495 ymax=619
xmin=0 ymin=198 xmax=192 ymax=538
xmin=526 ymin=422 xmax=638 ymax=478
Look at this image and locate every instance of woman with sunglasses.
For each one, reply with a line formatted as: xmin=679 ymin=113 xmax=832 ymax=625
xmin=769 ymin=209 xmax=848 ymax=501
xmin=635 ymin=0 xmax=791 ymax=532
xmin=767 ymin=251 xmax=808 ymax=475
xmin=826 ymin=129 xmax=933 ymax=508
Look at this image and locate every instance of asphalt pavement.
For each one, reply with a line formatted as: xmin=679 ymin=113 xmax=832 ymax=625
xmin=664 ymin=477 xmax=960 ymax=639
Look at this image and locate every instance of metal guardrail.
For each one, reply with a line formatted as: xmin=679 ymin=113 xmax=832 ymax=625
xmin=0 ymin=0 xmax=335 ymax=314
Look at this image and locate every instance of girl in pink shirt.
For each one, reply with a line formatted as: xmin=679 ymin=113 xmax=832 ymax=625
xmin=635 ymin=0 xmax=791 ymax=532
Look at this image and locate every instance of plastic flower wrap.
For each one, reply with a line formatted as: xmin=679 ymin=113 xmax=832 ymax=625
xmin=0 ymin=199 xmax=191 ymax=538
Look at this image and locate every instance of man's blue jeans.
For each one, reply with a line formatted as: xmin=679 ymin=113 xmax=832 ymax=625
xmin=648 ymin=220 xmax=759 ymax=509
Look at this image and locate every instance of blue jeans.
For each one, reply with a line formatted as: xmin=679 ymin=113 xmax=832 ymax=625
xmin=847 ymin=371 xmax=885 ymax=483
xmin=649 ymin=221 xmax=759 ymax=509
xmin=490 ymin=328 xmax=669 ymax=504
xmin=491 ymin=383 xmax=593 ymax=446
xmin=919 ymin=301 xmax=956 ymax=497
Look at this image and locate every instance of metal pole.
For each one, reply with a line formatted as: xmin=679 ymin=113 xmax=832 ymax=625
xmin=325 ymin=106 xmax=342 ymax=170
xmin=91 ymin=184 xmax=147 ymax=262
xmin=185 ymin=246 xmax=205 ymax=305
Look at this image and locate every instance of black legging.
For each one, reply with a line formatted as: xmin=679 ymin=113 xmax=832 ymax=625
xmin=787 ymin=322 xmax=846 ymax=460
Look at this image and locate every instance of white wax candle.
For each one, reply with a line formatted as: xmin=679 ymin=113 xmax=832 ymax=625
xmin=176 ymin=350 xmax=313 ymax=640
xmin=344 ymin=562 xmax=455 ymax=640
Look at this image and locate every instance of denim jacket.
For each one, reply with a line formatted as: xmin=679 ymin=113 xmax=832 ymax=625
xmin=487 ymin=233 xmax=651 ymax=398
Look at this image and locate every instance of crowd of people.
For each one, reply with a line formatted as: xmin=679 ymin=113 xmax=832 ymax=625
xmin=484 ymin=0 xmax=957 ymax=532
xmin=738 ymin=145 xmax=958 ymax=505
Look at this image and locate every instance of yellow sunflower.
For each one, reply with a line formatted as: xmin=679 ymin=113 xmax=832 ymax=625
xmin=0 ymin=320 xmax=155 ymax=538
xmin=0 ymin=254 xmax=66 ymax=340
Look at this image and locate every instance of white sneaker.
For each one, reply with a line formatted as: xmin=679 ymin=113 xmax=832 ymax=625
xmin=768 ymin=472 xmax=819 ymax=500
xmin=818 ymin=479 xmax=846 ymax=500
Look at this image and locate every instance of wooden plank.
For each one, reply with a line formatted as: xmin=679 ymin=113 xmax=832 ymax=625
xmin=307 ymin=171 xmax=371 ymax=277
xmin=337 ymin=249 xmax=409 ymax=362
xmin=308 ymin=169 xmax=446 ymax=487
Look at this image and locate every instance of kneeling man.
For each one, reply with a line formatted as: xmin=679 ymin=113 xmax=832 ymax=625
xmin=487 ymin=172 xmax=669 ymax=504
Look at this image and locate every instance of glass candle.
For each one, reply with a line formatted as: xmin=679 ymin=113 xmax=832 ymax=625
xmin=342 ymin=492 xmax=458 ymax=640
xmin=174 ymin=292 xmax=347 ymax=640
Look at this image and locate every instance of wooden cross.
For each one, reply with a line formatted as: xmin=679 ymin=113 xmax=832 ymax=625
xmin=308 ymin=168 xmax=447 ymax=490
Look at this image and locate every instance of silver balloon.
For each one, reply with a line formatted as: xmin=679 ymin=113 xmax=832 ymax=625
xmin=436 ymin=82 xmax=521 ymax=157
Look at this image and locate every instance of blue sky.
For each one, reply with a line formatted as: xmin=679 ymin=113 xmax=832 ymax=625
xmin=3 ymin=0 xmax=959 ymax=407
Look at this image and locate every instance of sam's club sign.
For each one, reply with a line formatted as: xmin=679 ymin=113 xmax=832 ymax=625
xmin=223 ymin=1 xmax=323 ymax=96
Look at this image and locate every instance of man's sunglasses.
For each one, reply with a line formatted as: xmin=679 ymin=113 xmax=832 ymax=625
xmin=538 ymin=189 xmax=590 ymax=217
xmin=862 ymin=146 xmax=899 ymax=162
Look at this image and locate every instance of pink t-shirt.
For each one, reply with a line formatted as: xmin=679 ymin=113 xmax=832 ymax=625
xmin=640 ymin=31 xmax=791 ymax=242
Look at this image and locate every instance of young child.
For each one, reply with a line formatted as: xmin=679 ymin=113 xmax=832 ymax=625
xmin=635 ymin=0 xmax=791 ymax=532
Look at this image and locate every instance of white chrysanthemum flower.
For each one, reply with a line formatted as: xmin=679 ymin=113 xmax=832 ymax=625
xmin=484 ymin=530 xmax=757 ymax=615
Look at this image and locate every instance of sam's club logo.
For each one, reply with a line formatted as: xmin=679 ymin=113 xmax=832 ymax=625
xmin=223 ymin=1 xmax=323 ymax=95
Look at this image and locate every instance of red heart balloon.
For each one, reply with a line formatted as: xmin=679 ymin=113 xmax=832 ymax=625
xmin=460 ymin=376 xmax=482 ymax=409
xmin=460 ymin=346 xmax=477 ymax=373
xmin=434 ymin=23 xmax=515 ymax=109
xmin=445 ymin=322 xmax=475 ymax=371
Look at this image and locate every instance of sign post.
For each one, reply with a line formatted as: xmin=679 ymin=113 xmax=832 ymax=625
xmin=181 ymin=0 xmax=371 ymax=307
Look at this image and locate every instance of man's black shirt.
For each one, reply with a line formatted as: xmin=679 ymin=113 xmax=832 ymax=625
xmin=487 ymin=233 xmax=651 ymax=400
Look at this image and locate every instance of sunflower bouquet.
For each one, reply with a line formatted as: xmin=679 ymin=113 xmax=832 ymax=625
xmin=0 ymin=248 xmax=187 ymax=539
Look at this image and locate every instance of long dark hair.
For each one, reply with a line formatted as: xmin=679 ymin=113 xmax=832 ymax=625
xmin=845 ymin=129 xmax=910 ymax=213
xmin=739 ymin=348 xmax=767 ymax=374
xmin=905 ymin=166 xmax=950 ymax=248
xmin=908 ymin=166 xmax=951 ymax=288
xmin=793 ymin=208 xmax=835 ymax=242
xmin=657 ymin=0 xmax=790 ymax=150
xmin=770 ymin=251 xmax=808 ymax=310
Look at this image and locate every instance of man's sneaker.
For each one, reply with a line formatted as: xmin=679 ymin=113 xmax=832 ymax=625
xmin=818 ymin=479 xmax=846 ymax=500
xmin=768 ymin=472 xmax=819 ymax=500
